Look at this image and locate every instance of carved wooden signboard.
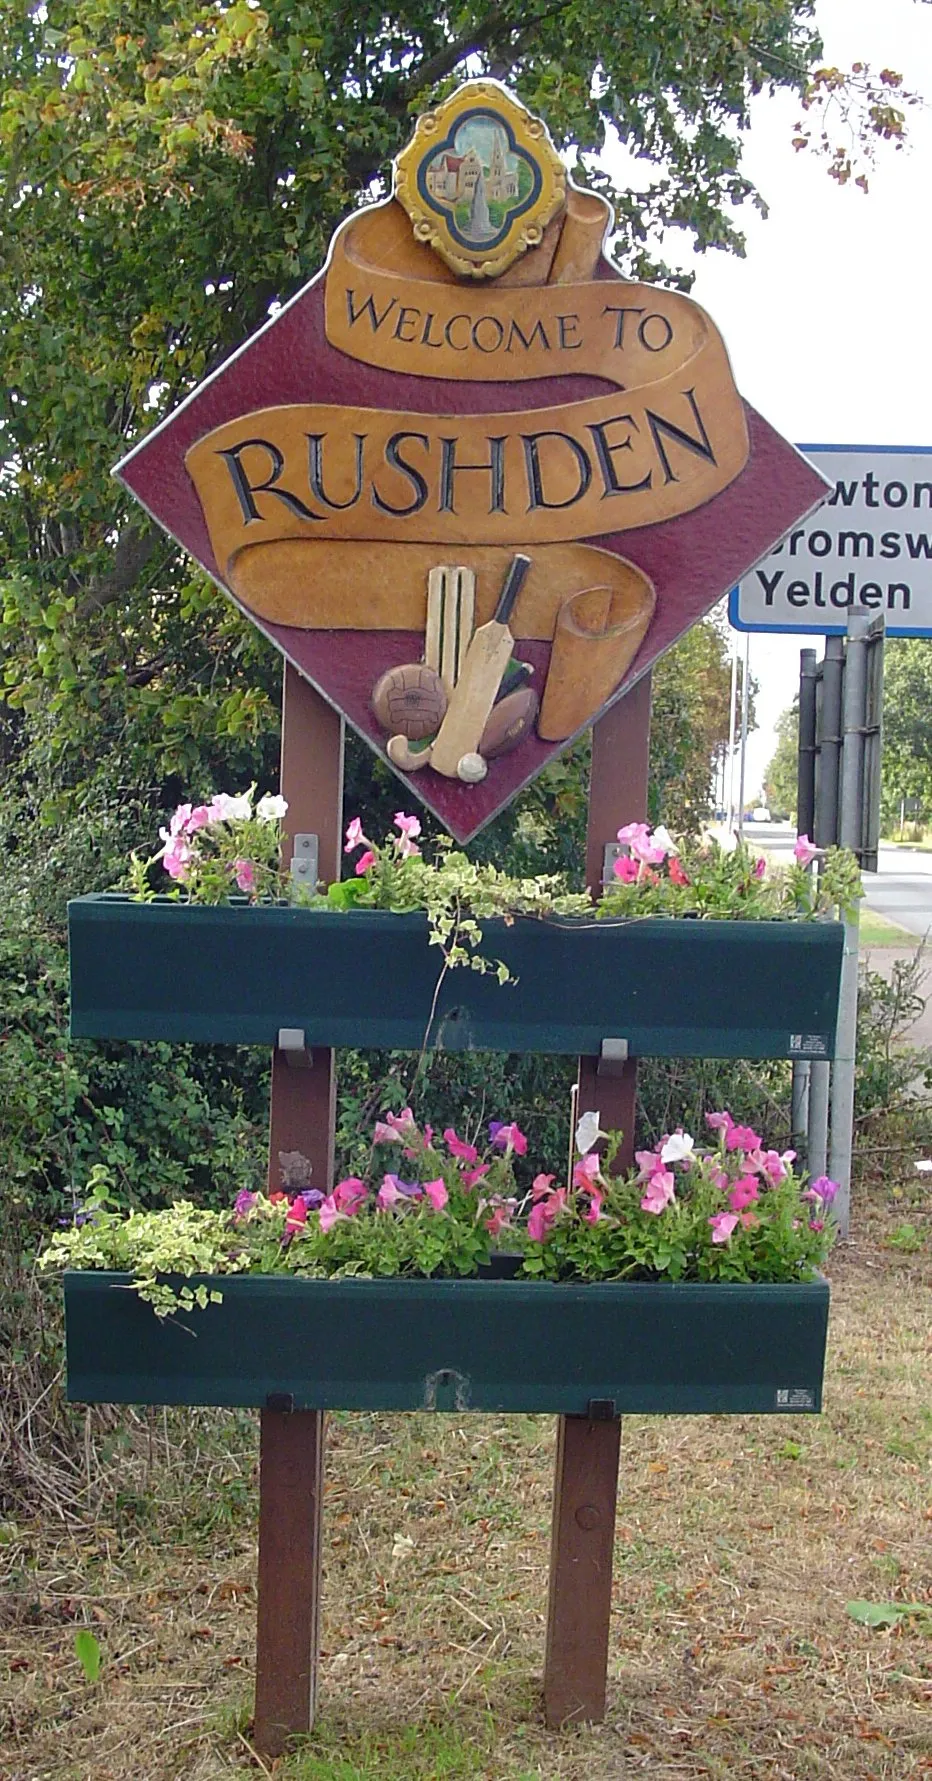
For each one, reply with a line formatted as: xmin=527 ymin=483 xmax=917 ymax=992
xmin=117 ymin=81 xmax=827 ymax=841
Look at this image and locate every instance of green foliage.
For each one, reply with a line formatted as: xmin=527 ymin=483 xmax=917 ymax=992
xmin=763 ymin=699 xmax=799 ymax=823
xmin=0 ymin=879 xmax=268 ymax=1233
xmin=879 ymin=639 xmax=932 ymax=828
xmin=73 ymin=1628 xmax=102 ymax=1683
xmin=846 ymin=1600 xmax=932 ymax=1631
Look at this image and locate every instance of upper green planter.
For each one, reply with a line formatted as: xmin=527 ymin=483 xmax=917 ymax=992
xmin=68 ymin=897 xmax=843 ymax=1060
xmin=64 ymin=1271 xmax=830 ymax=1416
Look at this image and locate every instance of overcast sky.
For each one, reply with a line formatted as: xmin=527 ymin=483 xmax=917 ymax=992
xmin=614 ymin=0 xmax=932 ymax=801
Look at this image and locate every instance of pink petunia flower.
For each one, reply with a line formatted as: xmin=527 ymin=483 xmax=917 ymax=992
xmin=640 ymin=1169 xmax=675 ymax=1215
xmin=373 ymin=1108 xmax=416 ymax=1145
xmin=572 ymin=1152 xmax=602 ymax=1191
xmin=794 ymin=834 xmax=820 ymax=866
xmin=489 ymin=1121 xmax=528 ymax=1156
xmin=318 ymin=1194 xmax=342 ymax=1232
xmin=705 ymin=1110 xmax=734 ymax=1135
xmin=284 ymin=1197 xmax=307 ymax=1236
xmin=355 ymin=849 xmax=376 ymax=875
xmin=725 ymin=1123 xmax=762 ymax=1153
xmin=333 ymin=1177 xmax=366 ymax=1213
xmin=527 ymin=1188 xmax=566 ymax=1241
xmin=728 ymin=1175 xmax=759 ymax=1213
xmin=531 ymin=1172 xmax=555 ymax=1200
xmin=376 ymin=1178 xmax=403 ymax=1209
xmin=583 ymin=1188 xmax=604 ymax=1224
xmin=612 ymin=854 xmax=640 ymax=884
xmin=709 ymin=1211 xmax=739 ymax=1244
xmin=423 ymin=1177 xmax=448 ymax=1211
xmin=669 ymin=856 xmax=690 ymax=887
xmin=233 ymin=858 xmax=257 ymax=894
xmin=485 ymin=1200 xmax=515 ymax=1237
xmin=617 ymin=821 xmax=651 ymax=849
xmin=393 ymin=812 xmax=421 ymax=841
xmin=444 ymin=1128 xmax=478 ymax=1163
xmin=462 ymin=1164 xmax=490 ymax=1189
xmin=635 ymin=1149 xmax=663 ymax=1181
xmin=753 ymin=856 xmax=766 ymax=880
xmin=344 ymin=817 xmax=366 ymax=852
xmin=162 ymin=836 xmax=194 ymax=881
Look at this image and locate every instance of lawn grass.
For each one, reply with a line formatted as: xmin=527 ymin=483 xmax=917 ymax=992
xmin=859 ymin=908 xmax=919 ymax=948
xmin=1 ymin=1183 xmax=930 ymax=1780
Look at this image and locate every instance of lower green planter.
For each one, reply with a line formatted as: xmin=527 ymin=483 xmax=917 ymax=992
xmin=68 ymin=897 xmax=843 ymax=1059
xmin=64 ymin=1271 xmax=830 ymax=1416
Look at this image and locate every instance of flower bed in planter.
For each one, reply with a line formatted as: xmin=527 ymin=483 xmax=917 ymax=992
xmin=68 ymin=895 xmax=844 ymax=1059
xmin=63 ymin=1270 xmax=829 ymax=1416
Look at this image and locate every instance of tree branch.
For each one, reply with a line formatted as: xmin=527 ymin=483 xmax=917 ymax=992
xmin=76 ymin=521 xmax=163 ymax=620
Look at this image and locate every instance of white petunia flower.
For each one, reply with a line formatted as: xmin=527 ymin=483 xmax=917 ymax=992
xmin=575 ymin=1109 xmax=605 ymax=1156
xmin=256 ymin=793 xmax=288 ymax=823
xmin=661 ymin=1131 xmax=695 ymax=1165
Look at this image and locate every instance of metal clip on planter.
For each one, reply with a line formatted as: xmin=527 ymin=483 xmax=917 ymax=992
xmin=598 ymin=1037 xmax=629 ymax=1077
xmin=277 ymin=1028 xmax=312 ymax=1069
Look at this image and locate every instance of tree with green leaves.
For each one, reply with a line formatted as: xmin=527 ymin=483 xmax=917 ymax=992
xmin=764 ymin=699 xmax=799 ymax=823
xmin=879 ymin=640 xmax=932 ymax=831
xmin=0 ymin=0 xmax=917 ymax=802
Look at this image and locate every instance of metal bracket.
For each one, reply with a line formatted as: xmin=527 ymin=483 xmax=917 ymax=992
xmin=265 ymin=1392 xmax=295 ymax=1413
xmin=586 ymin=1398 xmax=617 ymax=1421
xmin=598 ymin=1037 xmax=629 ymax=1077
xmin=277 ymin=1027 xmax=312 ymax=1069
xmin=290 ymin=832 xmax=319 ymax=892
xmin=602 ymin=841 xmax=627 ymax=885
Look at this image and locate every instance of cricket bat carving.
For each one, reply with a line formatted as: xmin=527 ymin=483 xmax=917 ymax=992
xmin=428 ymin=556 xmax=531 ymax=782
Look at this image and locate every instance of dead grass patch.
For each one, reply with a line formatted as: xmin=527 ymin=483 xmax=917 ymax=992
xmin=0 ymin=1219 xmax=929 ymax=1781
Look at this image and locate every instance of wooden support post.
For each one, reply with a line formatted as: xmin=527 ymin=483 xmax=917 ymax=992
xmin=544 ymin=674 xmax=651 ymax=1729
xmin=254 ymin=664 xmax=343 ymax=1759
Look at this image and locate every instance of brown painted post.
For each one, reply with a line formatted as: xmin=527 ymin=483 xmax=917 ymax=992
xmin=254 ymin=664 xmax=343 ymax=1758
xmin=543 ymin=673 xmax=651 ymax=1729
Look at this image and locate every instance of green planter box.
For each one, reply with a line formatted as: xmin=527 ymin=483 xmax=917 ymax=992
xmin=64 ymin=1271 xmax=829 ymax=1416
xmin=68 ymin=897 xmax=843 ymax=1059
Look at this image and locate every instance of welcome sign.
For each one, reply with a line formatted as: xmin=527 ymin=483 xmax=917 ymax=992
xmin=117 ymin=81 xmax=828 ymax=840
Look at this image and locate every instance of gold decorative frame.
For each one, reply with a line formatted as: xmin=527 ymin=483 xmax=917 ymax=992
xmin=393 ymin=80 xmax=567 ymax=280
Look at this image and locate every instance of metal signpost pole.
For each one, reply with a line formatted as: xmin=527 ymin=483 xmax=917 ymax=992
xmin=737 ymin=632 xmax=750 ymax=837
xmin=791 ymin=647 xmax=818 ymax=1151
xmin=807 ymin=636 xmax=844 ymax=1178
xmin=829 ymin=615 xmax=870 ymax=1239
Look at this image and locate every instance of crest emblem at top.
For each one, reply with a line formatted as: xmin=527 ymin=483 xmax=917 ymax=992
xmin=393 ymin=81 xmax=567 ymax=279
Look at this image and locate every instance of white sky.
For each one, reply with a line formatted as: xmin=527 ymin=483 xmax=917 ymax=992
xmin=613 ymin=0 xmax=932 ymax=799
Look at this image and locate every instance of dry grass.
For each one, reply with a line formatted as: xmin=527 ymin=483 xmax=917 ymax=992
xmin=0 ymin=1190 xmax=929 ymax=1781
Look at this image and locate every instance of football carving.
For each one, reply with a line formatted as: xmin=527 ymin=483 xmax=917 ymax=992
xmin=371 ymin=664 xmax=448 ymax=740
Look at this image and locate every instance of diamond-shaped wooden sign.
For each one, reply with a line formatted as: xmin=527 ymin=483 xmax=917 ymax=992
xmin=116 ymin=80 xmax=828 ymax=843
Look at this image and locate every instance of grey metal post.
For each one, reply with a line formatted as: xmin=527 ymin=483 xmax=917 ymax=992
xmin=808 ymin=636 xmax=843 ymax=1183
xmin=815 ymin=638 xmax=844 ymax=849
xmin=797 ymin=648 xmax=817 ymax=839
xmin=792 ymin=648 xmax=818 ymax=1155
xmin=791 ymin=1058 xmax=811 ymax=1157
xmin=737 ymin=632 xmax=750 ymax=837
xmin=829 ymin=613 xmax=871 ymax=1238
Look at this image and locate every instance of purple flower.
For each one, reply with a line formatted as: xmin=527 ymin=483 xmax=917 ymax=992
xmin=233 ymin=1189 xmax=258 ymax=1220
xmin=299 ymin=1188 xmax=324 ymax=1210
xmin=805 ymin=1175 xmax=839 ymax=1205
